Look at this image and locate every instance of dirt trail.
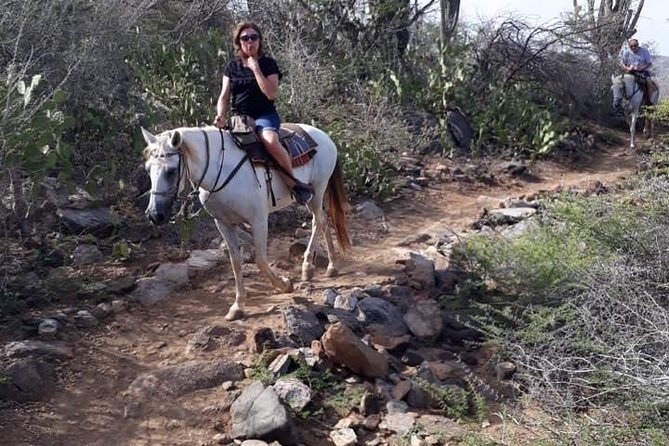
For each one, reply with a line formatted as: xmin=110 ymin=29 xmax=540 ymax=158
xmin=0 ymin=144 xmax=638 ymax=446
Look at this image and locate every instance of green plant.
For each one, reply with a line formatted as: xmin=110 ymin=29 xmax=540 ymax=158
xmin=130 ymin=30 xmax=226 ymax=127
xmin=643 ymin=99 xmax=669 ymax=125
xmin=111 ymin=241 xmax=131 ymax=260
xmin=450 ymin=225 xmax=596 ymax=302
xmin=323 ymin=384 xmax=367 ymax=416
xmin=414 ymin=378 xmax=470 ymax=420
xmin=323 ymin=116 xmax=400 ymax=199
xmin=1 ymin=74 xmax=74 ymax=182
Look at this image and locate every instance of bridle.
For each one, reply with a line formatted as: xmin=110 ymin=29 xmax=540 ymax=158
xmin=147 ymin=128 xmax=250 ymax=206
xmin=617 ymin=74 xmax=642 ymax=101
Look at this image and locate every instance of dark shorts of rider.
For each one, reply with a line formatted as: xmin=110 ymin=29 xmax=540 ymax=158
xmin=254 ymin=112 xmax=281 ymax=135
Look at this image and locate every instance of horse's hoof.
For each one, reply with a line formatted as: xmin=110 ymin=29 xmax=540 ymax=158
xmin=302 ymin=265 xmax=314 ymax=281
xmin=281 ymin=276 xmax=294 ymax=293
xmin=225 ymin=307 xmax=245 ymax=321
xmin=326 ymin=266 xmax=338 ymax=278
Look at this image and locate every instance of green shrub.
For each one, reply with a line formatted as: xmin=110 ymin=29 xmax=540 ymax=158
xmin=644 ymin=99 xmax=669 ymax=125
xmin=130 ymin=29 xmax=227 ymax=127
xmin=450 ymin=218 xmax=599 ymax=301
xmin=1 ymin=74 xmax=74 ymax=182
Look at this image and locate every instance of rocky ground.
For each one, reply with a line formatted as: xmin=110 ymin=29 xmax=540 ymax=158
xmin=0 ymin=135 xmax=640 ymax=446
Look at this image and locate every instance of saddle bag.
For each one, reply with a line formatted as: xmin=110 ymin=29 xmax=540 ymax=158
xmin=229 ymin=115 xmax=258 ymax=146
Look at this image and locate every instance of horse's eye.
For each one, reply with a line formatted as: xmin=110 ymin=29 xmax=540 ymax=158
xmin=166 ymin=168 xmax=178 ymax=178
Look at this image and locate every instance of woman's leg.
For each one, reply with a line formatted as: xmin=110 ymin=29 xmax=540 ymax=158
xmin=256 ymin=113 xmax=313 ymax=204
xmin=259 ymin=129 xmax=296 ymax=186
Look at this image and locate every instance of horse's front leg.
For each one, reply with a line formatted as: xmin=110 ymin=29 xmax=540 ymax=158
xmin=629 ymin=113 xmax=637 ymax=149
xmin=214 ymin=220 xmax=246 ymax=321
xmin=251 ymin=218 xmax=293 ymax=293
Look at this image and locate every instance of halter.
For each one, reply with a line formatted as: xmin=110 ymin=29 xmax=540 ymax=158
xmin=149 ymin=150 xmax=183 ymax=198
xmin=147 ymin=128 xmax=250 ymax=206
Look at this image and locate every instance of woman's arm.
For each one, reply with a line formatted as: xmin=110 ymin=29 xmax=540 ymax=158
xmin=247 ymin=57 xmax=279 ymax=100
xmin=215 ymin=75 xmax=231 ymax=127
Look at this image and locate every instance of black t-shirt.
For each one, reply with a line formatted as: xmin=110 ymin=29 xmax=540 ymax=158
xmin=223 ymin=56 xmax=282 ymax=118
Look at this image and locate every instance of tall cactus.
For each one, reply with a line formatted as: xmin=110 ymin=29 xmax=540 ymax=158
xmin=439 ymin=0 xmax=460 ymax=46
xmin=572 ymin=0 xmax=644 ymax=58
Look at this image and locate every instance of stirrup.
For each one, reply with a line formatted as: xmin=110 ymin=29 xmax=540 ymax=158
xmin=293 ymin=183 xmax=313 ymax=205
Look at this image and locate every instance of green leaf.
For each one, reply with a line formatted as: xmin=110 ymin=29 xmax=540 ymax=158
xmin=52 ymin=90 xmax=67 ymax=103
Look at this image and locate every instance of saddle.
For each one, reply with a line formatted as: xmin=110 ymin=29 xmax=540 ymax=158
xmin=631 ymin=73 xmax=657 ymax=106
xmin=229 ymin=117 xmax=318 ymax=168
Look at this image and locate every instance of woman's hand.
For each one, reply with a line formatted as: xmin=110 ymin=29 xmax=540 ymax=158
xmin=214 ymin=114 xmax=226 ymax=128
xmin=246 ymin=56 xmax=260 ymax=73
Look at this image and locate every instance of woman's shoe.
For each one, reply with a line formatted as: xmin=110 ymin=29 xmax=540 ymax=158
xmin=293 ymin=183 xmax=313 ymax=205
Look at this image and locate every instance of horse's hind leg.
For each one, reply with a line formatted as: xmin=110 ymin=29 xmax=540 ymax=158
xmin=302 ymin=192 xmax=338 ymax=280
xmin=214 ymin=220 xmax=246 ymax=321
xmin=251 ymin=218 xmax=293 ymax=293
xmin=323 ymin=215 xmax=338 ymax=278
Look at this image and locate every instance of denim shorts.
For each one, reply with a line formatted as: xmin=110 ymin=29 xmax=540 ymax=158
xmin=254 ymin=112 xmax=281 ymax=134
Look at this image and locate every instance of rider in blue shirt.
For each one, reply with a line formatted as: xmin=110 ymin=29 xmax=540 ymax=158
xmin=614 ymin=38 xmax=653 ymax=113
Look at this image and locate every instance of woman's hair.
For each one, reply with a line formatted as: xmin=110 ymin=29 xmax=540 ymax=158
xmin=232 ymin=21 xmax=264 ymax=58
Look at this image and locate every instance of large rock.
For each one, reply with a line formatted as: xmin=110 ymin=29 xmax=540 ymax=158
xmin=231 ymin=381 xmax=297 ymax=445
xmin=273 ymin=378 xmax=312 ymax=411
xmin=321 ymin=323 xmax=388 ymax=379
xmin=5 ymin=340 xmax=73 ymax=361
xmin=404 ymin=299 xmax=443 ymax=338
xmin=282 ymin=306 xmax=324 ymax=347
xmin=357 ymin=297 xmax=408 ymax=337
xmin=405 ymin=253 xmax=435 ymax=290
xmin=128 ymin=360 xmax=243 ymax=398
xmin=133 ymin=263 xmax=190 ymax=306
xmin=57 ymin=207 xmax=116 ymax=236
xmin=186 ymin=249 xmax=225 ymax=276
xmin=0 ymin=358 xmax=55 ymax=402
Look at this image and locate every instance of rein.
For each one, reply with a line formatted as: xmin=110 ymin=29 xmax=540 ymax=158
xmin=182 ymin=128 xmax=249 ymax=204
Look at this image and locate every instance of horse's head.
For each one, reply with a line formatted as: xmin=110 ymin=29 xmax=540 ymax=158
xmin=142 ymin=127 xmax=184 ymax=225
xmin=611 ymin=73 xmax=635 ymax=100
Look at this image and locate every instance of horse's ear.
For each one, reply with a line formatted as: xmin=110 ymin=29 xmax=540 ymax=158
xmin=171 ymin=131 xmax=182 ymax=147
xmin=141 ymin=127 xmax=157 ymax=145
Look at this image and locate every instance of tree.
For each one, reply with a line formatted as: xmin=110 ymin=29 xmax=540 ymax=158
xmin=570 ymin=0 xmax=644 ymax=61
xmin=439 ymin=0 xmax=460 ymax=47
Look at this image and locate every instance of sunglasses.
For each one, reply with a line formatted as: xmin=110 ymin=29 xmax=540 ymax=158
xmin=240 ymin=34 xmax=259 ymax=43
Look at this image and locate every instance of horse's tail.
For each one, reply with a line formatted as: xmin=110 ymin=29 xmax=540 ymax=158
xmin=326 ymin=157 xmax=351 ymax=251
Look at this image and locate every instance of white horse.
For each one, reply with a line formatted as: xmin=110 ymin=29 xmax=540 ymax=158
xmin=142 ymin=125 xmax=351 ymax=320
xmin=611 ymin=73 xmax=660 ymax=149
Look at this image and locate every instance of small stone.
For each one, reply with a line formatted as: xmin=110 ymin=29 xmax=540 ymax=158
xmin=123 ymin=401 xmax=142 ymax=419
xmin=212 ymin=433 xmax=229 ymax=444
xmin=330 ymin=428 xmax=357 ymax=446
xmin=360 ymin=392 xmax=380 ymax=416
xmin=392 ymin=380 xmax=412 ymax=400
xmin=38 ymin=319 xmax=60 ymax=339
xmin=322 ymin=288 xmax=339 ymax=306
xmin=411 ymin=434 xmax=427 ymax=446
xmin=495 ymin=361 xmax=516 ymax=380
xmin=74 ymin=310 xmax=99 ymax=328
xmin=386 ymin=399 xmax=409 ymax=414
xmin=241 ymin=440 xmax=270 ymax=446
xmin=111 ymin=300 xmax=126 ymax=313
xmin=363 ymin=414 xmax=382 ymax=431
